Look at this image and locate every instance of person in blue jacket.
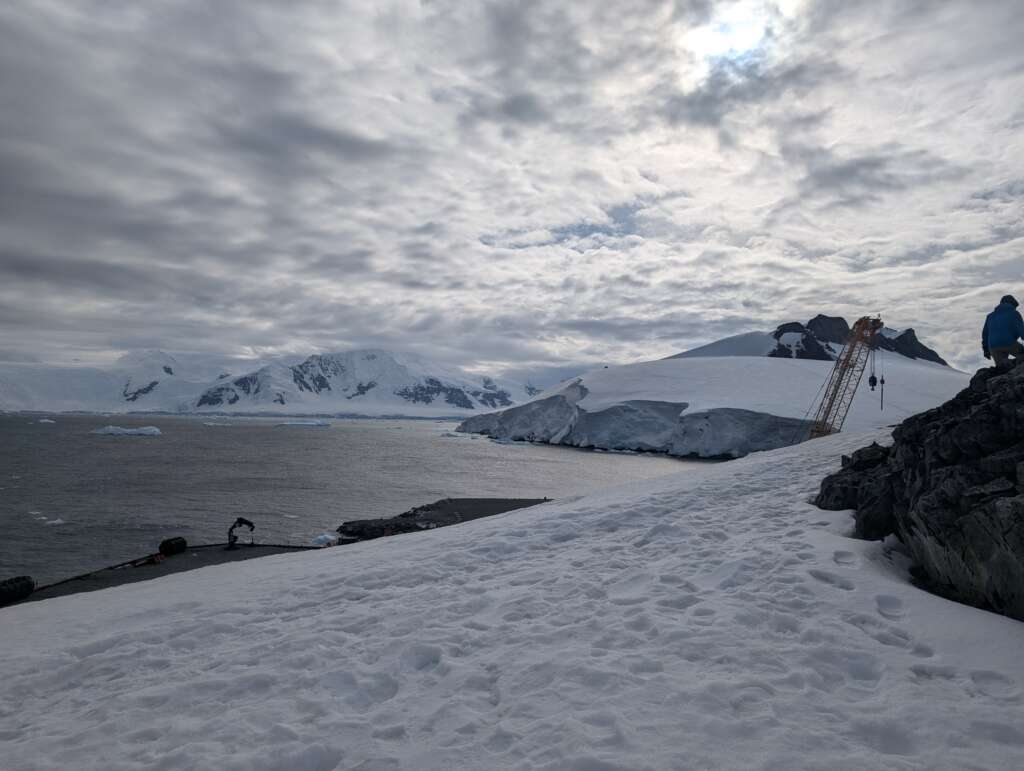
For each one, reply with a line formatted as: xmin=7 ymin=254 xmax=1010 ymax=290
xmin=983 ymin=294 xmax=1024 ymax=370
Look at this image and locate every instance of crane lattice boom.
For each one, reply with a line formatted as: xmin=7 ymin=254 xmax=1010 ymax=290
xmin=808 ymin=316 xmax=884 ymax=439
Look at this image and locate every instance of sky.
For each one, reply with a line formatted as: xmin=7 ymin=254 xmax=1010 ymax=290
xmin=1 ymin=0 xmax=1022 ymax=379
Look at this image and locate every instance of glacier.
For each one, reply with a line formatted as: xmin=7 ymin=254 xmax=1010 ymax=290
xmin=459 ymin=355 xmax=968 ymax=459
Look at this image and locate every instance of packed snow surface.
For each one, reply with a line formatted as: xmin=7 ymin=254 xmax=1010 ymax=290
xmin=669 ymin=330 xmax=778 ymax=358
xmin=3 ymin=432 xmax=1023 ymax=770
xmin=90 ymin=425 xmax=162 ymax=436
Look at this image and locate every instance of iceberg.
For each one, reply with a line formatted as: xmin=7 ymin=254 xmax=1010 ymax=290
xmin=91 ymin=425 xmax=162 ymax=436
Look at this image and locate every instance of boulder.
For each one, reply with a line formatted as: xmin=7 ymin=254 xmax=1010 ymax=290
xmin=815 ymin=364 xmax=1024 ymax=620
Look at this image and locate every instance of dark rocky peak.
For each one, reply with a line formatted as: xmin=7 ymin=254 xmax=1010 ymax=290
xmin=806 ymin=315 xmax=851 ymax=344
xmin=816 ymin=364 xmax=1024 ymax=620
xmin=876 ymin=328 xmax=948 ymax=366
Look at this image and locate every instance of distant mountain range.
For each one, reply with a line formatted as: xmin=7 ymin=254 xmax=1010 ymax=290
xmin=0 ymin=349 xmax=533 ymax=416
xmin=0 ymin=316 xmax=950 ymax=416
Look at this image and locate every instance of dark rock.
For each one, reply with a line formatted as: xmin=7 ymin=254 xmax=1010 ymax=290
xmin=122 ymin=380 xmax=159 ymax=402
xmin=876 ymin=328 xmax=948 ymax=366
xmin=395 ymin=378 xmax=475 ymax=409
xmin=842 ymin=442 xmax=891 ymax=471
xmin=346 ymin=381 xmax=377 ymax=399
xmin=806 ymin=315 xmax=851 ymax=344
xmin=815 ymin=365 xmax=1024 ymax=620
xmin=291 ymin=355 xmax=346 ymax=394
xmin=774 ymin=322 xmax=808 ymax=336
xmin=768 ymin=323 xmax=834 ymax=361
xmin=337 ymin=498 xmax=548 ymax=542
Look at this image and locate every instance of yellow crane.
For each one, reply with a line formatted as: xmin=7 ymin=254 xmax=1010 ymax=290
xmin=807 ymin=316 xmax=884 ymax=439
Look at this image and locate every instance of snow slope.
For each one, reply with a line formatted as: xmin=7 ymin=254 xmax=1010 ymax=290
xmin=671 ymin=330 xmax=778 ymax=358
xmin=459 ymin=355 xmax=968 ymax=458
xmin=3 ymin=431 xmax=1023 ymax=770
xmin=0 ymin=349 xmax=526 ymax=417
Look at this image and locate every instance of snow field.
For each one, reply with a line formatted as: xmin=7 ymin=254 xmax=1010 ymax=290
xmin=533 ymin=355 xmax=966 ymax=431
xmin=2 ymin=432 xmax=1024 ymax=770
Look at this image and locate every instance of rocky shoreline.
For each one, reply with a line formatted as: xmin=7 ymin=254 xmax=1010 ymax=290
xmin=336 ymin=498 xmax=550 ymax=542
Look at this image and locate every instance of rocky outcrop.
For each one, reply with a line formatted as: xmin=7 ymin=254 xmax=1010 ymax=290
xmin=337 ymin=498 xmax=548 ymax=542
xmin=806 ymin=314 xmax=851 ymax=344
xmin=815 ymin=365 xmax=1024 ymax=619
xmin=876 ymin=328 xmax=948 ymax=366
xmin=768 ymin=322 xmax=835 ymax=361
xmin=766 ymin=315 xmax=946 ymax=366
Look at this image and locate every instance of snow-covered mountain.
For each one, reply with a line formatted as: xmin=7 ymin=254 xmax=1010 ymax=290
xmin=0 ymin=350 xmax=527 ymax=417
xmin=459 ymin=320 xmax=966 ymax=458
xmin=673 ymin=314 xmax=948 ymax=365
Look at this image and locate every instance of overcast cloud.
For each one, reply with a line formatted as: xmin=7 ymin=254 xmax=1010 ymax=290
xmin=1 ymin=0 xmax=1021 ymax=375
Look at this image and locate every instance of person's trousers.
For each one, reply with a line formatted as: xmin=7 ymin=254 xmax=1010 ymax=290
xmin=991 ymin=342 xmax=1024 ymax=369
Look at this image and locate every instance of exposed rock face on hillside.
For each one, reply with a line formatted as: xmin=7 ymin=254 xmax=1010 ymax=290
xmin=876 ymin=328 xmax=948 ymax=366
xmin=806 ymin=314 xmax=851 ymax=344
xmin=765 ymin=315 xmax=947 ymax=365
xmin=816 ymin=365 xmax=1024 ymax=620
xmin=768 ymin=322 xmax=835 ymax=361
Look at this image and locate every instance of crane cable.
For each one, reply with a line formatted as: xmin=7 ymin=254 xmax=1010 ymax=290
xmin=879 ymin=344 xmax=886 ymax=411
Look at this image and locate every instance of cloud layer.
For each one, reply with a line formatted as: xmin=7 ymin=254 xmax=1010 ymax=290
xmin=1 ymin=0 xmax=1022 ymax=374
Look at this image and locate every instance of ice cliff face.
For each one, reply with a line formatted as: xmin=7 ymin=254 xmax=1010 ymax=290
xmin=458 ymin=340 xmax=967 ymax=459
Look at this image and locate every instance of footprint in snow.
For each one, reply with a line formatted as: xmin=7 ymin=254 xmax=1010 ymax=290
xmin=875 ymin=595 xmax=905 ymax=620
xmin=832 ymin=550 xmax=857 ymax=566
xmin=808 ymin=569 xmax=855 ymax=591
xmin=969 ymin=671 xmax=1022 ymax=701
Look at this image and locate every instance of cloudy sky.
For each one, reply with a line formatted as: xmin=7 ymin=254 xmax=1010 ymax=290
xmin=1 ymin=0 xmax=1022 ymax=378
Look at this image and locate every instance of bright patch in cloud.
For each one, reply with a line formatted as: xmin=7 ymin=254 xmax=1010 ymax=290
xmin=685 ymin=1 xmax=770 ymax=62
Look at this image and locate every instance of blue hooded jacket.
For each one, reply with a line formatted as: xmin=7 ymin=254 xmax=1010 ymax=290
xmin=983 ymin=302 xmax=1024 ymax=352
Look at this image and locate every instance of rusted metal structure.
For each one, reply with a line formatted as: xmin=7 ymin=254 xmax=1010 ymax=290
xmin=808 ymin=316 xmax=884 ymax=439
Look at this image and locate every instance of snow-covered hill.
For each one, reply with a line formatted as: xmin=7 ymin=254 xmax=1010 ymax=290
xmin=673 ymin=314 xmax=948 ymax=366
xmin=459 ymin=321 xmax=967 ymax=458
xmin=4 ymin=431 xmax=1023 ymax=770
xmin=0 ymin=350 xmax=527 ymax=417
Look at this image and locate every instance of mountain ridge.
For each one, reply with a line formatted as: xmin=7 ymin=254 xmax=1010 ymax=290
xmin=0 ymin=349 xmax=529 ymax=416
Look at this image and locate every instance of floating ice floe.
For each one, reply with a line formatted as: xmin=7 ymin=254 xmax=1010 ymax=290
xmin=43 ymin=518 xmax=65 ymax=526
xmin=311 ymin=533 xmax=338 ymax=546
xmin=275 ymin=420 xmax=330 ymax=427
xmin=38 ymin=418 xmax=56 ymax=424
xmin=91 ymin=425 xmax=162 ymax=436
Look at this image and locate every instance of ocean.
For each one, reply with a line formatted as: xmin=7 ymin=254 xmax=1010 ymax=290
xmin=0 ymin=414 xmax=698 ymax=585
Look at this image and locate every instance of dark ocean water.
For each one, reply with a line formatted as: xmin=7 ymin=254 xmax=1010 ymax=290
xmin=0 ymin=414 xmax=697 ymax=585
